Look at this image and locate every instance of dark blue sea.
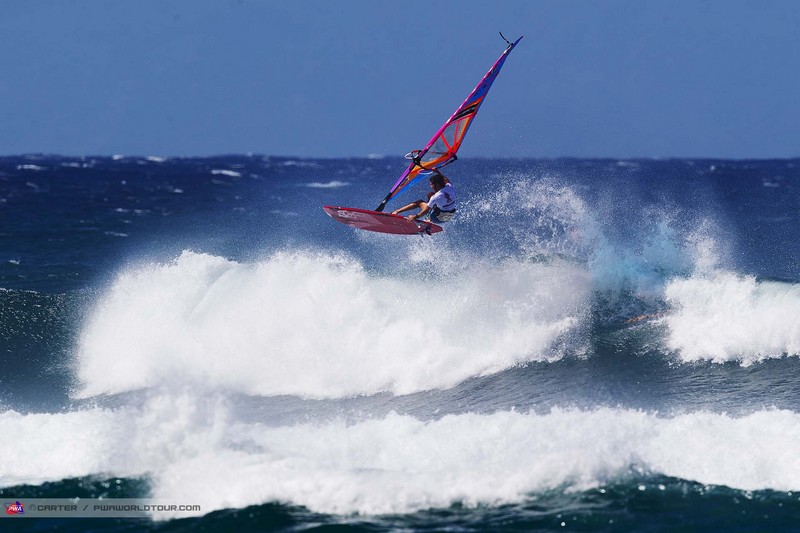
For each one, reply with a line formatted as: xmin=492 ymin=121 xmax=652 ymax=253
xmin=1 ymin=154 xmax=800 ymax=531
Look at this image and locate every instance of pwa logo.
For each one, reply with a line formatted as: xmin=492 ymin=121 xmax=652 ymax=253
xmin=5 ymin=501 xmax=24 ymax=515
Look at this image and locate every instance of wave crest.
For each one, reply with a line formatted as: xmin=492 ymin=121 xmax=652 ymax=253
xmin=75 ymin=250 xmax=590 ymax=398
xmin=664 ymin=273 xmax=800 ymax=363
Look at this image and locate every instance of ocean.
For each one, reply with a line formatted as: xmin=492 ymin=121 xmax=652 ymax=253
xmin=1 ymin=154 xmax=799 ymax=531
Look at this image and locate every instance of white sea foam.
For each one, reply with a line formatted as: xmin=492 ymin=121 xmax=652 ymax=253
xmin=0 ymin=409 xmax=124 ymax=486
xmin=663 ymin=273 xmax=800 ymax=363
xmin=304 ymin=180 xmax=350 ymax=188
xmin=75 ymin=250 xmax=589 ymax=398
xmin=211 ymin=169 xmax=242 ymax=178
xmin=3 ymin=404 xmax=800 ymax=518
xmin=281 ymin=160 xmax=323 ymax=168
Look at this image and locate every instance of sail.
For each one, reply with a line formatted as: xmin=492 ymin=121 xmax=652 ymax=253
xmin=375 ymin=35 xmax=523 ymax=212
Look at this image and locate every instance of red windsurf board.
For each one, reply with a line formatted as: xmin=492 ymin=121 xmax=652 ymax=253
xmin=322 ymin=206 xmax=443 ymax=235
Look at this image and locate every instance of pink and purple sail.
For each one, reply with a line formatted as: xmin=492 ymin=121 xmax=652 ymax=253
xmin=375 ymin=35 xmax=523 ymax=212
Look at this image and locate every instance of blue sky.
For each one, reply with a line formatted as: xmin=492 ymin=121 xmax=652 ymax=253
xmin=2 ymin=0 xmax=799 ymax=158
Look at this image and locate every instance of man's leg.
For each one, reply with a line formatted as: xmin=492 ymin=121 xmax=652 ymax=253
xmin=391 ymin=200 xmax=423 ymax=215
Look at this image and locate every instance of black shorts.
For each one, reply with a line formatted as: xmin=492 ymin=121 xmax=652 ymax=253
xmin=430 ymin=206 xmax=456 ymax=224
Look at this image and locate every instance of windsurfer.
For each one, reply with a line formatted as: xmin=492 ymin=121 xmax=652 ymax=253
xmin=391 ymin=172 xmax=456 ymax=223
